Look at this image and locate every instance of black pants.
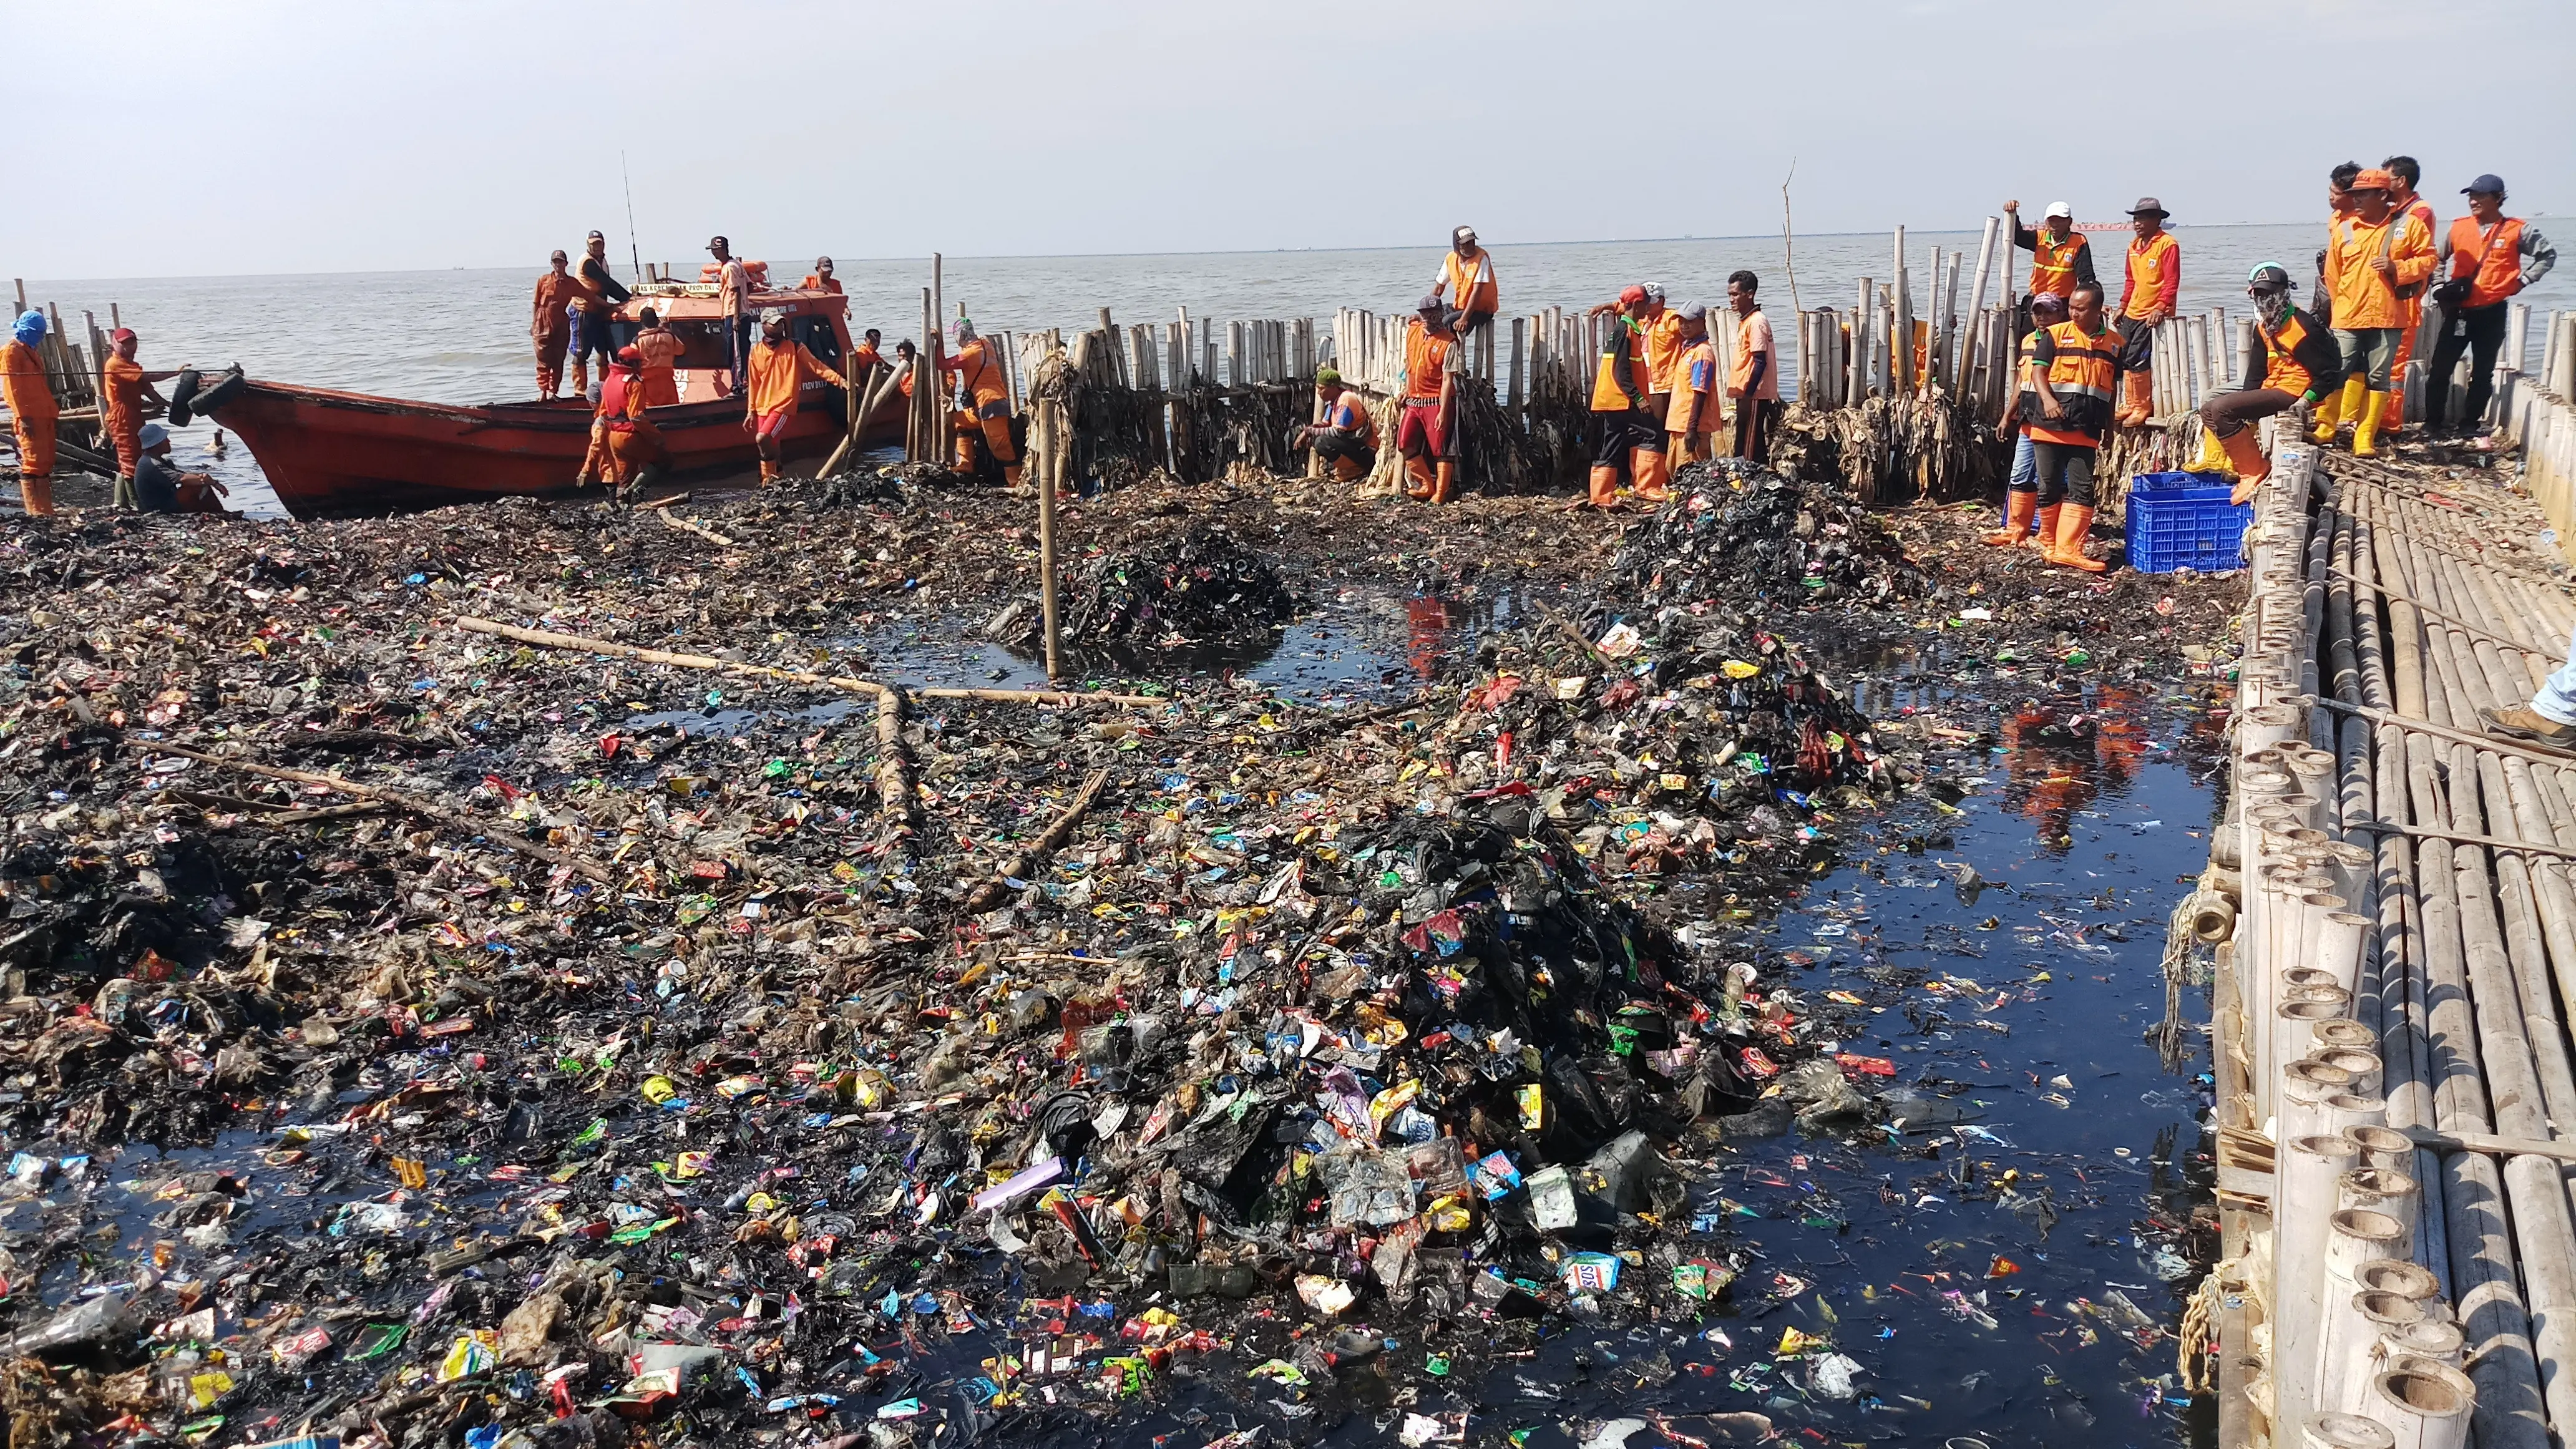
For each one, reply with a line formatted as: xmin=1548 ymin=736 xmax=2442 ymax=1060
xmin=2200 ymin=387 xmax=2300 ymax=439
xmin=727 ymin=316 xmax=756 ymax=395
xmin=2030 ymin=440 xmax=2098 ymax=508
xmin=1593 ymin=408 xmax=1661 ymax=472
xmin=1312 ymin=429 xmax=1372 ymax=471
xmin=570 ymin=310 xmax=618 ymax=375
xmin=2424 ymin=301 xmax=2510 ymax=432
xmin=2116 ymin=314 xmax=2155 ymax=370
xmin=1732 ymin=398 xmax=1781 ymax=462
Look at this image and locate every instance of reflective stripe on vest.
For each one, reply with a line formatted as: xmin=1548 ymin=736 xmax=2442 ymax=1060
xmin=2029 ymin=232 xmax=2086 ymax=296
xmin=2261 ymin=314 xmax=2317 ymax=396
xmin=2045 ymin=321 xmax=2119 ymax=400
xmin=2449 ymin=215 xmax=2527 ymax=309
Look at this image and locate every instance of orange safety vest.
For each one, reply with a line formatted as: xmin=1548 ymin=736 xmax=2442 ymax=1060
xmin=1590 ymin=316 xmax=1647 ymax=412
xmin=2259 ymin=311 xmax=2325 ymax=398
xmin=2447 ymin=215 xmax=2529 ymax=309
xmin=1403 ymin=320 xmax=1452 ymax=403
xmin=1324 ymin=393 xmax=1377 ymax=444
xmin=1643 ymin=311 xmax=1684 ymax=394
xmin=2027 ymin=230 xmax=2088 ymax=298
xmin=2028 ymin=320 xmax=2120 ymax=444
xmin=2121 ymin=233 xmax=2179 ymax=320
xmin=1442 ymin=248 xmax=1498 ymax=316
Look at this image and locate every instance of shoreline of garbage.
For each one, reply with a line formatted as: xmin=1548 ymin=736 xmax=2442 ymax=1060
xmin=0 ymin=461 xmax=2247 ymax=1449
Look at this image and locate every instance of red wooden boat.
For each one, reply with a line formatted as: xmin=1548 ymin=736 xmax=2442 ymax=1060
xmin=205 ymin=276 xmax=904 ymax=516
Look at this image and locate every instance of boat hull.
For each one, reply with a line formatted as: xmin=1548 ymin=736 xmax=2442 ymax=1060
xmin=215 ymin=380 xmax=900 ymax=516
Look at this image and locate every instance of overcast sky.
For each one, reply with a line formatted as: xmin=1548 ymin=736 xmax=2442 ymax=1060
xmin=16 ymin=0 xmax=2573 ymax=281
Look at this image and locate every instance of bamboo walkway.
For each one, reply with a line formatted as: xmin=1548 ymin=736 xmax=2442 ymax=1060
xmin=2214 ymin=437 xmax=2576 ymax=1449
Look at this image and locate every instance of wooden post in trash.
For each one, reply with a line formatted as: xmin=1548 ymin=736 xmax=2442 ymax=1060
xmin=1036 ymin=413 xmax=1063 ymax=680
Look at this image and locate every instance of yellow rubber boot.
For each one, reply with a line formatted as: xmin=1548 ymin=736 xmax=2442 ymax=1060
xmin=2330 ymin=376 xmax=2368 ymax=447
xmin=2309 ymin=386 xmax=2345 ymax=444
xmin=2352 ymin=389 xmax=2389 ymax=458
xmin=2188 ymin=425 xmax=2231 ymax=476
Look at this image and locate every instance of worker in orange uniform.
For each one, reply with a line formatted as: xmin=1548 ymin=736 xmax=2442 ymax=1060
xmin=1430 ymin=227 xmax=1498 ymax=336
xmin=2 ymin=311 xmax=58 ymax=515
xmin=602 ymin=346 xmax=670 ymax=499
xmin=1987 ymin=292 xmax=2069 ymax=549
xmin=1586 ymin=285 xmax=1657 ymax=509
xmin=1294 ymin=367 xmax=1378 ymax=481
xmin=1726 ymin=271 xmax=1782 ymax=462
xmin=2023 ymin=281 xmax=2124 ymax=572
xmin=2374 ymin=157 xmax=2437 ymax=439
xmin=1394 ymin=295 xmax=1461 ymax=504
xmin=2192 ymin=265 xmax=2341 ymax=504
xmin=1669 ymin=305 xmax=1720 ymax=464
xmin=102 ymin=328 xmax=173 ymax=510
xmin=2004 ymin=200 xmax=2097 ymax=315
xmin=802 ymin=257 xmax=843 ymax=294
xmin=741 ymin=310 xmax=849 ymax=486
xmin=531 ymin=250 xmax=585 ymax=400
xmin=633 ymin=308 xmax=684 ymax=407
xmin=2313 ymin=168 xmax=2434 ymax=457
xmin=2427 ymin=175 xmax=2556 ymax=437
xmin=936 ymin=318 xmax=1020 ymax=486
xmin=894 ymin=340 xmax=917 ymax=401
xmin=1637 ymin=285 xmax=1681 ymax=493
xmin=568 ymin=231 xmax=630 ymax=399
xmin=2115 ymin=198 xmax=2178 ymax=427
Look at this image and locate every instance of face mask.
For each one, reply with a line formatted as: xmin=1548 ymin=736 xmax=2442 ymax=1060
xmin=2254 ymin=291 xmax=2293 ymax=329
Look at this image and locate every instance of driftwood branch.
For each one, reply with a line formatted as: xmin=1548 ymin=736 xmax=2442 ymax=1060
xmin=147 ymin=743 xmax=614 ymax=884
xmin=962 ymin=768 xmax=1113 ymax=914
xmin=656 ymin=510 xmax=739 ymax=549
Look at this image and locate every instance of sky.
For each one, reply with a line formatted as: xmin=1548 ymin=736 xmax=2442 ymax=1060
xmin=12 ymin=0 xmax=2575 ymax=281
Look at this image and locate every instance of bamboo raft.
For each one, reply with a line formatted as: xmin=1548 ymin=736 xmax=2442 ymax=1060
xmin=2207 ymin=427 xmax=2576 ymax=1449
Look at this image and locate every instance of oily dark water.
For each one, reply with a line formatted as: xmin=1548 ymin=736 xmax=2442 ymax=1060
xmin=9 ymin=608 xmax=2226 ymax=1449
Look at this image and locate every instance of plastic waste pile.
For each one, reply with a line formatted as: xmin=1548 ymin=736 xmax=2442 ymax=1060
xmin=1601 ymin=462 xmax=1928 ymax=612
xmin=1061 ymin=523 xmax=1299 ymax=648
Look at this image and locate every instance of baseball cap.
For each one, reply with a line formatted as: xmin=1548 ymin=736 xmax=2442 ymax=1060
xmin=2462 ymin=173 xmax=2507 ymax=196
xmin=1418 ymin=293 xmax=1446 ymax=313
xmin=587 ymin=230 xmax=605 ymax=241
xmin=707 ymin=235 xmax=729 ymax=250
xmin=2044 ymin=202 xmax=2073 ymax=220
xmin=110 ymin=327 xmax=135 ymax=343
xmin=2353 ymin=168 xmax=2394 ymax=192
xmin=1617 ymin=285 xmax=1646 ymax=306
xmin=1678 ymin=303 xmax=1707 ymax=322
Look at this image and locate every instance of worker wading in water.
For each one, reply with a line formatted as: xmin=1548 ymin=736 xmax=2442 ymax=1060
xmin=2 ymin=311 xmax=59 ymax=515
xmin=2023 ymin=281 xmax=2124 ymax=572
xmin=741 ymin=310 xmax=847 ymax=486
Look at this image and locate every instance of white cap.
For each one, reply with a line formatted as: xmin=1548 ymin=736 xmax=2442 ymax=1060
xmin=2044 ymin=201 xmax=2073 ymax=220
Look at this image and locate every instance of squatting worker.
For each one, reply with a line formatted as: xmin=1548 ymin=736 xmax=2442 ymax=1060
xmin=2192 ymin=265 xmax=2341 ymax=505
xmin=803 ymin=256 xmax=842 ymax=294
xmin=1726 ymin=271 xmax=1781 ymax=463
xmin=741 ymin=309 xmax=848 ymax=486
xmin=2311 ymin=168 xmax=2433 ymax=459
xmin=1586 ymin=285 xmax=1658 ymax=509
xmin=1295 ymin=368 xmax=1378 ymax=482
xmin=569 ymin=230 xmax=632 ymax=398
xmin=1394 ymin=295 xmax=1461 ymax=505
xmin=937 ymin=318 xmax=1020 ymax=486
xmin=1986 ymin=292 xmax=2069 ymax=550
xmin=633 ymin=308 xmax=683 ymax=407
xmin=102 ymin=328 xmax=172 ymax=509
xmin=1669 ymin=306 xmax=1720 ymax=464
xmin=2004 ymin=199 xmax=2097 ymax=313
xmin=131 ymin=422 xmax=227 ymax=514
xmin=1430 ymin=227 xmax=1498 ymax=335
xmin=2 ymin=310 xmax=57 ymax=515
xmin=2115 ymin=198 xmax=2178 ymax=427
xmin=710 ymin=235 xmax=755 ymax=398
xmin=2023 ymin=280 xmax=2124 ymax=573
xmin=602 ymin=345 xmax=670 ymax=497
xmin=531 ymin=250 xmax=585 ymax=399
xmin=2378 ymin=157 xmax=2438 ymax=438
xmin=2427 ymin=175 xmax=2555 ymax=437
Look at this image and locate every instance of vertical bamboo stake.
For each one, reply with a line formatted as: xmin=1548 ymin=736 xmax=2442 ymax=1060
xmin=1035 ymin=397 xmax=1062 ymax=681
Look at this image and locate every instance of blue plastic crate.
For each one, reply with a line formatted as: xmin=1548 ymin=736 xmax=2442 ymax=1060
xmin=2125 ymin=472 xmax=2249 ymax=573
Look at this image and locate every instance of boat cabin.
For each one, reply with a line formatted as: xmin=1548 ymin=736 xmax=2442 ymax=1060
xmin=610 ymin=273 xmax=855 ymax=405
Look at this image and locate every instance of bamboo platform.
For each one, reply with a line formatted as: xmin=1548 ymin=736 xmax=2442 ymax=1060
xmin=2210 ymin=432 xmax=2576 ymax=1449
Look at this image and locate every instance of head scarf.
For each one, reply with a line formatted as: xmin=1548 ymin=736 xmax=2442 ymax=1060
xmin=12 ymin=311 xmax=44 ymax=346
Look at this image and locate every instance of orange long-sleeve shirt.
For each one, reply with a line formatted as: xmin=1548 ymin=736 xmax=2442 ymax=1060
xmin=2325 ymin=213 xmax=2435 ymax=331
xmin=102 ymin=354 xmax=149 ymax=433
xmin=2120 ymin=232 xmax=2180 ymax=321
xmin=532 ymin=271 xmax=584 ymax=334
xmin=743 ymin=340 xmax=845 ymax=417
xmin=937 ymin=338 xmax=1009 ymax=409
xmin=635 ymin=326 xmax=684 ymax=406
xmin=1 ymin=340 xmax=56 ymax=426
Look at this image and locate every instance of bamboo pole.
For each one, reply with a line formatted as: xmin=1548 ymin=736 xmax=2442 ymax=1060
xmin=958 ymin=767 xmax=1111 ymax=914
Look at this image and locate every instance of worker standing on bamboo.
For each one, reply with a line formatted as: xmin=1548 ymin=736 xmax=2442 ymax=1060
xmin=2024 ymin=281 xmax=2123 ymax=572
xmin=710 ymin=235 xmax=754 ymax=398
xmin=2004 ymin=200 xmax=2097 ymax=317
xmin=1295 ymin=368 xmax=1378 ymax=482
xmin=2 ymin=311 xmax=57 ymax=516
xmin=2191 ymin=265 xmax=2340 ymax=504
xmin=102 ymin=328 xmax=171 ymax=510
xmin=2375 ymin=157 xmax=2437 ymax=440
xmin=1586 ymin=285 xmax=1657 ymax=509
xmin=1430 ymin=227 xmax=1498 ymax=336
xmin=1669 ymin=306 xmax=1719 ymax=464
xmin=2427 ymin=175 xmax=2555 ymax=438
xmin=2114 ymin=199 xmax=2178 ymax=427
xmin=568 ymin=231 xmax=632 ymax=399
xmin=1394 ymin=296 xmax=1461 ymax=505
xmin=741 ymin=310 xmax=848 ymax=486
xmin=1725 ymin=271 xmax=1782 ymax=463
xmin=532 ymin=251 xmax=585 ymax=399
xmin=937 ymin=318 xmax=1020 ymax=487
xmin=1986 ymin=293 xmax=2070 ymax=549
xmin=2311 ymin=168 xmax=2434 ymax=457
